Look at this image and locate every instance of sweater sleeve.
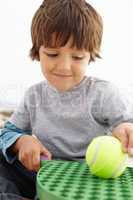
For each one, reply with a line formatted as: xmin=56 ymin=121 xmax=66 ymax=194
xmin=92 ymin=81 xmax=133 ymax=132
xmin=8 ymin=88 xmax=32 ymax=130
xmin=0 ymin=121 xmax=32 ymax=163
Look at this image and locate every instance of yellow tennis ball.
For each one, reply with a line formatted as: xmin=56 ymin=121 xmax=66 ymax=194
xmin=86 ymin=136 xmax=128 ymax=179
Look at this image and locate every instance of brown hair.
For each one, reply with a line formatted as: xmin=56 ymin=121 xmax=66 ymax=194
xmin=29 ymin=0 xmax=103 ymax=62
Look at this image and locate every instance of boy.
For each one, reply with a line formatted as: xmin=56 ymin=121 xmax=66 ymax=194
xmin=0 ymin=0 xmax=133 ymax=199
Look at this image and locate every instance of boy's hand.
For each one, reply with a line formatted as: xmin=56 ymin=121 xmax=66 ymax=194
xmin=12 ymin=135 xmax=52 ymax=172
xmin=112 ymin=122 xmax=133 ymax=156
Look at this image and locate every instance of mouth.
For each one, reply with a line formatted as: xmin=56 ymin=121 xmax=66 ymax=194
xmin=53 ymin=73 xmax=72 ymax=78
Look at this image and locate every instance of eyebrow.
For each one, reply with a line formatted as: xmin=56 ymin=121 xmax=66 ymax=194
xmin=43 ymin=47 xmax=60 ymax=50
xmin=43 ymin=47 xmax=85 ymax=53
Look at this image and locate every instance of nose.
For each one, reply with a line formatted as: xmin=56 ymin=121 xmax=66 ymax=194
xmin=56 ymin=55 xmax=72 ymax=72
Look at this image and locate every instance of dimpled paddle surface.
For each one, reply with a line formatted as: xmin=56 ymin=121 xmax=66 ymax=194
xmin=37 ymin=160 xmax=133 ymax=200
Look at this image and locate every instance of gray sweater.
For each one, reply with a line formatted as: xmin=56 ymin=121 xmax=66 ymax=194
xmin=8 ymin=76 xmax=133 ymax=161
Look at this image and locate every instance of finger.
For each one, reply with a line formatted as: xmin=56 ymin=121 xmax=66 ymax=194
xmin=113 ymin=132 xmax=129 ymax=153
xmin=40 ymin=146 xmax=52 ymax=160
xmin=19 ymin=151 xmax=33 ymax=171
xmin=127 ymin=131 xmax=133 ymax=156
xmin=121 ymin=134 xmax=129 ymax=153
xmin=32 ymin=151 xmax=40 ymax=171
xmin=18 ymin=151 xmax=27 ymax=167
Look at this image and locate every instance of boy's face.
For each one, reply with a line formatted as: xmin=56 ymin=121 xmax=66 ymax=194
xmin=39 ymin=37 xmax=90 ymax=92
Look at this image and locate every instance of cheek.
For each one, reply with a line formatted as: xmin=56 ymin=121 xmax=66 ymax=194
xmin=73 ymin=62 xmax=87 ymax=75
xmin=40 ymin=58 xmax=50 ymax=73
xmin=41 ymin=65 xmax=49 ymax=76
xmin=40 ymin=61 xmax=47 ymax=75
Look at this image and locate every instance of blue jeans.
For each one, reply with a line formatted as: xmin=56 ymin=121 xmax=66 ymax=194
xmin=0 ymin=151 xmax=37 ymax=200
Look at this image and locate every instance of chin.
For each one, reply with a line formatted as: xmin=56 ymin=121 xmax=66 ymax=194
xmin=56 ymin=85 xmax=73 ymax=92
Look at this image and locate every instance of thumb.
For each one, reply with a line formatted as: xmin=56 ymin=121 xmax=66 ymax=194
xmin=40 ymin=146 xmax=52 ymax=160
xmin=113 ymin=132 xmax=129 ymax=153
xmin=120 ymin=133 xmax=129 ymax=153
xmin=127 ymin=130 xmax=133 ymax=156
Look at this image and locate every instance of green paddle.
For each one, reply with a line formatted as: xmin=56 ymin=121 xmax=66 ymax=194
xmin=37 ymin=156 xmax=133 ymax=200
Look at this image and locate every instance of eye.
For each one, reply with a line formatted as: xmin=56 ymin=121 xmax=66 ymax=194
xmin=46 ymin=53 xmax=58 ymax=57
xmin=72 ymin=56 xmax=84 ymax=60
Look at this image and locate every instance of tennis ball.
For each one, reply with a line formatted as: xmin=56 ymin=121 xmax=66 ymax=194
xmin=86 ymin=136 xmax=128 ymax=179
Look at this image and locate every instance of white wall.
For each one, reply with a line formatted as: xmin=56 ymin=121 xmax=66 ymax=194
xmin=88 ymin=0 xmax=133 ymax=85
xmin=0 ymin=0 xmax=133 ymax=108
xmin=0 ymin=0 xmax=43 ymax=86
